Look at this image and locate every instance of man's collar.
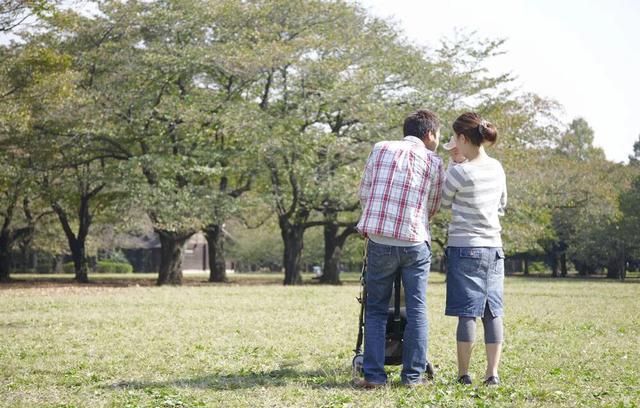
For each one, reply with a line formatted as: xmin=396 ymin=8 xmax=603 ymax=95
xmin=404 ymin=135 xmax=424 ymax=145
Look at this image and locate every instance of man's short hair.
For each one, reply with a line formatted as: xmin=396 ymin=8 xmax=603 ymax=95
xmin=403 ymin=110 xmax=440 ymax=139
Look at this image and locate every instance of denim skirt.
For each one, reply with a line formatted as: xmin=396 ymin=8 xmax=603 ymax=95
xmin=445 ymin=247 xmax=505 ymax=318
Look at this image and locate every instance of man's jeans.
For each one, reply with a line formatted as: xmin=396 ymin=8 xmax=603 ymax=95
xmin=363 ymin=240 xmax=431 ymax=385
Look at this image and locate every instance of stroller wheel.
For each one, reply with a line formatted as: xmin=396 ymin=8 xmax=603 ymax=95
xmin=351 ymin=354 xmax=364 ymax=378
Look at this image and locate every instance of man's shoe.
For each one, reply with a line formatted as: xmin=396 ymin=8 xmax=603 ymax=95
xmin=353 ymin=378 xmax=386 ymax=389
xmin=457 ymin=374 xmax=472 ymax=385
xmin=483 ymin=376 xmax=500 ymax=386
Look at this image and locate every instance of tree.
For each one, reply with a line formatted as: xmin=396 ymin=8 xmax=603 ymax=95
xmin=7 ymin=14 xmax=137 ymax=282
xmin=619 ymin=175 xmax=640 ymax=265
xmin=539 ymin=156 xmax=633 ymax=279
xmin=35 ymin=0 xmax=270 ymax=285
xmin=255 ymin=9 xmax=524 ymax=285
xmin=251 ymin=0 xmax=416 ymax=284
xmin=0 ymin=26 xmax=72 ymax=281
xmin=629 ymin=134 xmax=640 ymax=165
xmin=558 ymin=118 xmax=605 ymax=161
xmin=0 ymin=168 xmax=34 ymax=282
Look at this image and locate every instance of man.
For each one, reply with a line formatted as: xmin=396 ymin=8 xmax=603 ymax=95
xmin=355 ymin=109 xmax=444 ymax=388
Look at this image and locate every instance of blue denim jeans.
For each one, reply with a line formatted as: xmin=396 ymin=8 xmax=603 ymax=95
xmin=363 ymin=240 xmax=431 ymax=385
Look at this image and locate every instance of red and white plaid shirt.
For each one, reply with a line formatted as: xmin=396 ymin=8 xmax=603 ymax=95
xmin=357 ymin=136 xmax=445 ymax=243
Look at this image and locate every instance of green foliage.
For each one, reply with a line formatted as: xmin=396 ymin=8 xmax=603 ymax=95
xmin=62 ymin=260 xmax=132 ymax=274
xmin=619 ymin=174 xmax=640 ymax=259
xmin=0 ymin=0 xmax=56 ymax=32
xmin=95 ymin=261 xmax=133 ymax=274
xmin=226 ymin=218 xmax=284 ymax=271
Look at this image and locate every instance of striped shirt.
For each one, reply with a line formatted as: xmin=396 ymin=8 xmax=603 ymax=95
xmin=441 ymin=156 xmax=507 ymax=247
xmin=357 ymin=136 xmax=445 ymax=244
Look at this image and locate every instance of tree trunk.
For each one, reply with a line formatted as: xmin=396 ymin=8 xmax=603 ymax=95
xmin=549 ymin=251 xmax=559 ymax=277
xmin=0 ymin=233 xmax=10 ymax=283
xmin=560 ymin=252 xmax=568 ymax=277
xmin=54 ymin=213 xmax=90 ymax=283
xmin=52 ymin=189 xmax=98 ymax=284
xmin=320 ymin=219 xmax=340 ymax=285
xmin=321 ymin=243 xmax=341 ymax=285
xmin=606 ymin=256 xmax=624 ymax=280
xmin=70 ymin=238 xmax=90 ymax=283
xmin=0 ymin=198 xmax=17 ymax=283
xmin=523 ymin=255 xmax=529 ymax=276
xmin=281 ymin=222 xmax=304 ymax=285
xmin=319 ymin=217 xmax=357 ymax=285
xmin=204 ymin=224 xmax=227 ymax=283
xmin=574 ymin=260 xmax=588 ymax=276
xmin=0 ymin=226 xmax=31 ymax=282
xmin=156 ymin=229 xmax=192 ymax=285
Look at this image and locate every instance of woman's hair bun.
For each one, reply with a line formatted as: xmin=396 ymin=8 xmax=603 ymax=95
xmin=479 ymin=121 xmax=497 ymax=144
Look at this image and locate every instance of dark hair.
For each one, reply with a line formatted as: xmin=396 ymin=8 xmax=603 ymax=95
xmin=452 ymin=112 xmax=498 ymax=146
xmin=403 ymin=110 xmax=440 ymax=140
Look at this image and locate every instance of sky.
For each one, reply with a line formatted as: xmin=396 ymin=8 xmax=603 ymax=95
xmin=358 ymin=0 xmax=640 ymax=163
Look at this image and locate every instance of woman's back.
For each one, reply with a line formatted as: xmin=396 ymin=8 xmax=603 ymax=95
xmin=441 ymin=156 xmax=507 ymax=247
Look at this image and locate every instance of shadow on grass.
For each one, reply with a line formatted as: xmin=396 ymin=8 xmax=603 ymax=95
xmin=107 ymin=367 xmax=354 ymax=391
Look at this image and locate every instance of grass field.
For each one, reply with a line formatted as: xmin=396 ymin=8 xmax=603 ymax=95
xmin=1 ymin=273 xmax=639 ymax=407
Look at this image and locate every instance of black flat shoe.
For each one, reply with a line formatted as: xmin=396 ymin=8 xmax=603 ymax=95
xmin=483 ymin=376 xmax=500 ymax=386
xmin=457 ymin=374 xmax=472 ymax=385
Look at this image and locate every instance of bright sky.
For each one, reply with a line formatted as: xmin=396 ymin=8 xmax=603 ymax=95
xmin=358 ymin=0 xmax=640 ymax=163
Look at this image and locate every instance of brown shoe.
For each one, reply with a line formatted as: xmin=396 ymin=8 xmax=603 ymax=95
xmin=353 ymin=378 xmax=386 ymax=389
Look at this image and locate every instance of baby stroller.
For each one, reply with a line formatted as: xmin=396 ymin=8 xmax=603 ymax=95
xmin=352 ymin=239 xmax=435 ymax=380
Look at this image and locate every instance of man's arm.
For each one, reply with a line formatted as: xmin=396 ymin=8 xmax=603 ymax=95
xmin=427 ymin=157 xmax=445 ymax=218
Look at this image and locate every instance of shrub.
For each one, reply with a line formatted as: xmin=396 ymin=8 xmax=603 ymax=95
xmin=96 ymin=261 xmax=133 ymax=274
xmin=62 ymin=261 xmax=133 ymax=274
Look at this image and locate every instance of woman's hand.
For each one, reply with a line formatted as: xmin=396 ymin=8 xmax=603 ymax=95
xmin=450 ymin=147 xmax=466 ymax=164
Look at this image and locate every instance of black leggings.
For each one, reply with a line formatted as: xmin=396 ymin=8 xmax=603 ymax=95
xmin=456 ymin=304 xmax=504 ymax=344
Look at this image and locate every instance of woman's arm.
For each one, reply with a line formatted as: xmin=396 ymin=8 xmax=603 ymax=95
xmin=441 ymin=165 xmax=466 ymax=209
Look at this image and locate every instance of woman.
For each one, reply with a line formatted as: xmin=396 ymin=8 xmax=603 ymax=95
xmin=441 ymin=112 xmax=507 ymax=386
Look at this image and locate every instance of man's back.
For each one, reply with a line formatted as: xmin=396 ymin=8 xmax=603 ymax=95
xmin=357 ymin=136 xmax=444 ymax=243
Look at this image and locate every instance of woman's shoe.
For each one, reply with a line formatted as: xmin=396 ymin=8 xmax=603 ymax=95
xmin=483 ymin=376 xmax=500 ymax=386
xmin=457 ymin=374 xmax=472 ymax=385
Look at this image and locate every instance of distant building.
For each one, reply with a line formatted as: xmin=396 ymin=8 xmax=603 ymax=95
xmin=117 ymin=232 xmax=233 ymax=273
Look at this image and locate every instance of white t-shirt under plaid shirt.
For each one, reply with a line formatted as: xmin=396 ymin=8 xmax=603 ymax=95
xmin=357 ymin=136 xmax=445 ymax=244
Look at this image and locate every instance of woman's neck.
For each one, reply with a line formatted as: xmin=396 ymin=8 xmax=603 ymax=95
xmin=466 ymin=145 xmax=488 ymax=162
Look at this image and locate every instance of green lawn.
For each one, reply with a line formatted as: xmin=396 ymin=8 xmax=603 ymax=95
xmin=1 ymin=274 xmax=638 ymax=407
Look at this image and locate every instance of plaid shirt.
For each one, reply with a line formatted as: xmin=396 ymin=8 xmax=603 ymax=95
xmin=357 ymin=136 xmax=445 ymax=243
